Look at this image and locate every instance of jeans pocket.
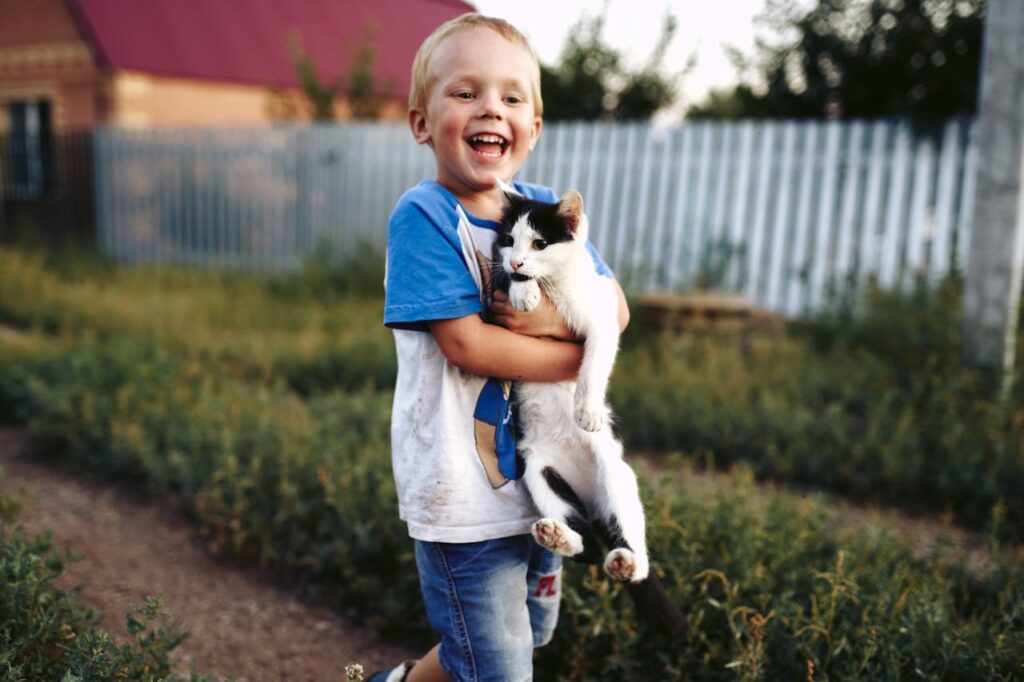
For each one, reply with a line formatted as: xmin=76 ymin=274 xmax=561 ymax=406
xmin=436 ymin=538 xmax=500 ymax=574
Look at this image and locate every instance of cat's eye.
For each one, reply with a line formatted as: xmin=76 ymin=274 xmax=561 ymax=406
xmin=533 ymin=239 xmax=548 ymax=250
xmin=498 ymin=233 xmax=514 ymax=247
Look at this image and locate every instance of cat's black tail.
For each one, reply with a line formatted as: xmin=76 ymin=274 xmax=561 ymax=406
xmin=626 ymin=571 xmax=691 ymax=641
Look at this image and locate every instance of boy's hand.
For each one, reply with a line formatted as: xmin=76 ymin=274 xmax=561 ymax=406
xmin=492 ymin=289 xmax=578 ymax=341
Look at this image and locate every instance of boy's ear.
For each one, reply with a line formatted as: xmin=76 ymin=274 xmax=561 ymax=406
xmin=529 ymin=116 xmax=542 ymax=151
xmin=408 ymin=108 xmax=431 ymax=145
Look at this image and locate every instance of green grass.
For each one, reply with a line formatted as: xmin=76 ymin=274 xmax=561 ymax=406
xmin=0 ymin=246 xmax=1022 ymax=679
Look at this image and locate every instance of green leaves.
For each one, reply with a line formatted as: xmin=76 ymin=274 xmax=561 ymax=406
xmin=0 ymin=510 xmax=201 ymax=681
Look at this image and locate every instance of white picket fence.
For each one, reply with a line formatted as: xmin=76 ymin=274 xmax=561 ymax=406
xmin=95 ymin=119 xmax=977 ymax=316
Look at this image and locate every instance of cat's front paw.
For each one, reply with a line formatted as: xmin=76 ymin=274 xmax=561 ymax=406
xmin=532 ymin=518 xmax=584 ymax=557
xmin=573 ymin=386 xmax=608 ymax=432
xmin=509 ymin=280 xmax=541 ymax=312
xmin=574 ymin=403 xmax=608 ymax=432
xmin=604 ymin=548 xmax=649 ymax=583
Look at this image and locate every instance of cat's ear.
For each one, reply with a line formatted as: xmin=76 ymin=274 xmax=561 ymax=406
xmin=496 ymin=178 xmax=522 ymax=205
xmin=556 ymin=189 xmax=585 ymax=233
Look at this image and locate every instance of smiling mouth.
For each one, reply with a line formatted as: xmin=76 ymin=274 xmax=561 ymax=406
xmin=467 ymin=134 xmax=508 ymax=159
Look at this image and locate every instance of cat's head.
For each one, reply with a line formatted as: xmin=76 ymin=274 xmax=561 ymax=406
xmin=496 ymin=187 xmax=588 ymax=282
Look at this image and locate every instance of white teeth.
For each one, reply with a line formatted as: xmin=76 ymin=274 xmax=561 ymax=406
xmin=469 ymin=134 xmax=506 ymax=144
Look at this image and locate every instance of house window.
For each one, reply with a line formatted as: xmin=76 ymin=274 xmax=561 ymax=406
xmin=6 ymin=99 xmax=52 ymax=198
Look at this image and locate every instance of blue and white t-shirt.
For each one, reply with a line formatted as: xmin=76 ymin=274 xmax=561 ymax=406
xmin=384 ymin=180 xmax=612 ymax=543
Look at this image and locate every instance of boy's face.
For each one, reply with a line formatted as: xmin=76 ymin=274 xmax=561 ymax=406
xmin=409 ymin=27 xmax=542 ymax=205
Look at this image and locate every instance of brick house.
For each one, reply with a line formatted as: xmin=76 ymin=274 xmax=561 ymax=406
xmin=0 ymin=0 xmax=473 ymax=240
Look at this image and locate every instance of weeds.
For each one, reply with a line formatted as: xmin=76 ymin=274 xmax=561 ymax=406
xmin=1 ymin=246 xmax=1023 ymax=678
xmin=0 ymin=481 xmax=212 ymax=680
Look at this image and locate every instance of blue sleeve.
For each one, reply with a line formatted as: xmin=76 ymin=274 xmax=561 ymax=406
xmin=383 ymin=187 xmax=482 ymax=332
xmin=514 ymin=181 xmax=613 ymax=279
xmin=586 ymin=241 xmax=613 ymax=278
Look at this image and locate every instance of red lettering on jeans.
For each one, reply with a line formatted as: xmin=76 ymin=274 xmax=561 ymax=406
xmin=535 ymin=575 xmax=558 ymax=597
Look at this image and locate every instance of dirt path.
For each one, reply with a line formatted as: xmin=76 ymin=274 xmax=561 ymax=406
xmin=0 ymin=428 xmax=418 ymax=682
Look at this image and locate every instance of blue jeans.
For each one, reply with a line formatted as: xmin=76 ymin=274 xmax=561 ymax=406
xmin=414 ymin=535 xmax=562 ymax=682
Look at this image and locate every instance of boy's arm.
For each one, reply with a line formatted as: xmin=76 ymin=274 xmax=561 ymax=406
xmin=491 ymin=278 xmax=631 ymax=338
xmin=613 ymin=278 xmax=631 ymax=332
xmin=429 ymin=314 xmax=584 ymax=382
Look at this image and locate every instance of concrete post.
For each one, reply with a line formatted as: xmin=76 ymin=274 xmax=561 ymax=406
xmin=964 ymin=0 xmax=1024 ymax=379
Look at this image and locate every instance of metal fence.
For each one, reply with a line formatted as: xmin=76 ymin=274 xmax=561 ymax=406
xmin=92 ymin=120 xmax=977 ymax=315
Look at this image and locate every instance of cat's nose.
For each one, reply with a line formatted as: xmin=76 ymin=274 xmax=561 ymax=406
xmin=511 ymin=260 xmax=523 ymax=272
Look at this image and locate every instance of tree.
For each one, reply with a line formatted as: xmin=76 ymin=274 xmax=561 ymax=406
xmin=541 ymin=13 xmax=684 ymax=121
xmin=266 ymin=21 xmax=393 ymax=122
xmin=688 ymin=0 xmax=984 ymax=123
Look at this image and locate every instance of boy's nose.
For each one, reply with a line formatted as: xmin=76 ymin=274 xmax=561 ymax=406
xmin=478 ymin=92 xmax=504 ymax=118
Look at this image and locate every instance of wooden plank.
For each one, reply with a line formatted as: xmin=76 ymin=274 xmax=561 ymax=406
xmin=745 ymin=122 xmax=776 ymax=304
xmin=666 ymin=124 xmax=695 ymax=288
xmin=548 ymin=121 xmax=568 ymax=189
xmin=785 ymin=122 xmax=820 ymax=316
xmin=954 ymin=121 xmax=979 ymax=273
xmin=807 ymin=120 xmax=842 ymax=310
xmin=566 ymin=122 xmax=585 ymax=192
xmin=727 ymin=122 xmax=755 ymax=291
xmin=903 ymin=133 xmax=936 ymax=286
xmin=833 ymin=121 xmax=866 ymax=294
xmin=629 ymin=124 xmax=658 ymax=280
xmin=707 ymin=123 xmax=734 ymax=286
xmin=91 ymin=129 xmax=107 ymax=256
xmin=580 ymin=124 xmax=604 ymax=249
xmin=611 ymin=123 xmax=640 ymax=270
xmin=878 ymin=123 xmax=912 ymax=289
xmin=857 ymin=121 xmax=890 ymax=284
xmin=687 ymin=121 xmax=714 ymax=288
xmin=595 ymin=124 xmax=619 ymax=259
xmin=765 ymin=121 xmax=798 ymax=310
xmin=646 ymin=126 xmax=675 ymax=290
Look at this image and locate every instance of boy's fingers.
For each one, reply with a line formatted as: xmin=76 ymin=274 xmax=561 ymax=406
xmin=491 ymin=299 xmax=516 ymax=316
xmin=492 ymin=313 xmax=517 ymax=331
xmin=492 ymin=290 xmax=509 ymax=303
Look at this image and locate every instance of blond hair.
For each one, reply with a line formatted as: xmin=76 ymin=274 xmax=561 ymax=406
xmin=408 ymin=13 xmax=544 ymax=116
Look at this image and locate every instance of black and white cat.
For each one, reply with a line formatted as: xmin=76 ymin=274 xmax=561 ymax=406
xmin=496 ymin=183 xmax=649 ymax=583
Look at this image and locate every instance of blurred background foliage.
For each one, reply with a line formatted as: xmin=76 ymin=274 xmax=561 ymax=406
xmin=688 ymin=0 xmax=984 ymax=122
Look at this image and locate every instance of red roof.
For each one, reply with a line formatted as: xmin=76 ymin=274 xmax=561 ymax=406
xmin=66 ymin=0 xmax=476 ymax=98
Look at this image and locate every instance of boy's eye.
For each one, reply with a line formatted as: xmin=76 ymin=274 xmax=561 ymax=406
xmin=498 ymin=233 xmax=514 ymax=247
xmin=533 ymin=239 xmax=548 ymax=250
xmin=504 ymin=95 xmax=523 ymax=105
xmin=454 ymin=91 xmax=475 ymax=100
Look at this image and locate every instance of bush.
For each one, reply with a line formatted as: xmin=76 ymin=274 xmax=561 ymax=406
xmin=538 ymin=464 xmax=1024 ymax=680
xmin=0 ymin=338 xmax=426 ymax=639
xmin=612 ymin=279 xmax=1024 ymax=539
xmin=0 ymin=480 xmax=209 ymax=681
xmin=1 ymin=246 xmax=1022 ymax=677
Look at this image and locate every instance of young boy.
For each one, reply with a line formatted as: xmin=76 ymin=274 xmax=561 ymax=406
xmin=372 ymin=14 xmax=629 ymax=682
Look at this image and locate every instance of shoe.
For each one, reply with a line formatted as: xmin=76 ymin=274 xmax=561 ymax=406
xmin=365 ymin=659 xmax=417 ymax=682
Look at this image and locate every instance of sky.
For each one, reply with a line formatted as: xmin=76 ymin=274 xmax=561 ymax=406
xmin=471 ymin=0 xmax=770 ymax=111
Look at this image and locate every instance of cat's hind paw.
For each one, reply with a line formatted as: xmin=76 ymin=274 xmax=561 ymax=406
xmin=532 ymin=518 xmax=584 ymax=557
xmin=509 ymin=280 xmax=542 ymax=312
xmin=603 ymin=548 xmax=648 ymax=583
